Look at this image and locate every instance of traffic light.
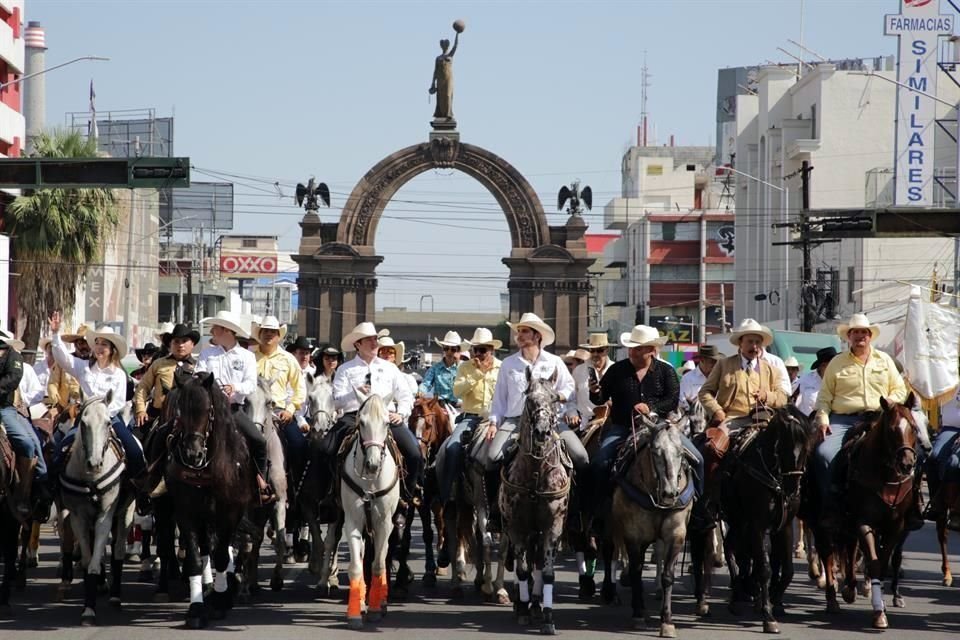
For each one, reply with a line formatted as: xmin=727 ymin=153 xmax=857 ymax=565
xmin=0 ymin=157 xmax=190 ymax=189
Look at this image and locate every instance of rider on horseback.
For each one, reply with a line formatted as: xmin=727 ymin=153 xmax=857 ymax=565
xmin=679 ymin=344 xmax=719 ymax=412
xmin=253 ymin=316 xmax=306 ymax=472
xmin=420 ymin=331 xmax=462 ymax=406
xmin=927 ymin=387 xmax=960 ymax=531
xmin=195 ymin=310 xmax=274 ymax=503
xmin=794 ymin=347 xmax=837 ymax=416
xmin=133 ymin=323 xmax=199 ymax=431
xmin=568 ymin=332 xmax=614 ymax=429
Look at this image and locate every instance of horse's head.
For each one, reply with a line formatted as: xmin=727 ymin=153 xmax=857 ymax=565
xmin=304 ymin=372 xmax=335 ymax=435
xmin=249 ymin=376 xmax=275 ymax=434
xmin=410 ymin=397 xmax=451 ymax=458
xmin=650 ymin=419 xmax=686 ymax=504
xmin=174 ymin=372 xmax=217 ymax=470
xmin=521 ymin=368 xmax=560 ymax=454
xmin=76 ymin=392 xmax=113 ymax=472
xmin=767 ymin=405 xmax=817 ymax=492
xmin=686 ymin=398 xmax=707 ymax=436
xmin=879 ymin=393 xmax=919 ymax=477
xmin=357 ymin=393 xmax=391 ymax=475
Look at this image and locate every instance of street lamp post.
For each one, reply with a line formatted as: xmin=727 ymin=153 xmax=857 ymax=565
xmin=0 ymin=55 xmax=110 ymax=91
xmin=716 ymin=165 xmax=791 ymax=330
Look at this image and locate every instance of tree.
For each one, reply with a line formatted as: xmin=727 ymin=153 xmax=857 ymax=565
xmin=6 ymin=130 xmax=119 ymax=357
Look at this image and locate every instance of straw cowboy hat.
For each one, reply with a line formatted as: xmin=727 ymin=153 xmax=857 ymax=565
xmin=574 ymin=348 xmax=591 ymax=361
xmin=783 ymin=356 xmax=801 ymax=369
xmin=466 ymin=327 xmax=502 ymax=350
xmin=252 ymin=315 xmax=288 ymax=341
xmin=579 ymin=332 xmax=613 ymax=349
xmin=837 ymin=312 xmax=880 ymax=340
xmin=341 ymin=322 xmax=379 ymax=353
xmin=561 ymin=350 xmax=580 ymax=364
xmin=507 ymin=313 xmax=556 ymax=347
xmin=62 ymin=321 xmax=96 ymax=344
xmin=38 ymin=336 xmax=53 ymax=351
xmin=201 ymin=310 xmax=251 ymax=339
xmin=620 ymin=325 xmax=668 ymax=348
xmin=377 ymin=335 xmax=406 ymax=365
xmin=89 ymin=326 xmax=128 ymax=359
xmin=0 ymin=328 xmax=23 ymax=351
xmin=434 ymin=331 xmax=463 ymax=349
xmin=728 ymin=318 xmax=773 ymax=347
xmin=155 ymin=322 xmax=175 ymax=341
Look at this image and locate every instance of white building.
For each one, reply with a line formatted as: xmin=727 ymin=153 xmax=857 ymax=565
xmin=731 ymin=63 xmax=958 ymax=330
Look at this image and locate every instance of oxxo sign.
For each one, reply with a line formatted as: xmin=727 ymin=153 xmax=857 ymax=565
xmin=885 ymin=0 xmax=954 ymax=205
xmin=219 ymin=254 xmax=278 ymax=277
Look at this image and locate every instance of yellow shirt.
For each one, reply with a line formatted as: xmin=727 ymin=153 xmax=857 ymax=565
xmin=815 ymin=347 xmax=907 ymax=426
xmin=453 ymin=357 xmax=501 ymax=417
xmin=255 ymin=347 xmax=305 ymax=413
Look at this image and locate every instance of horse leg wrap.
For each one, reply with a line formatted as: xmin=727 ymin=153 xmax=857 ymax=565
xmin=189 ymin=575 xmax=203 ymax=604
xmin=576 ymin=552 xmax=586 ymax=576
xmin=369 ymin=573 xmax=388 ymax=611
xmin=347 ymin=578 xmax=365 ymax=618
xmin=201 ymin=555 xmax=212 ymax=585
xmin=543 ymin=584 xmax=554 ymax=609
xmin=871 ymin=579 xmax=884 ymax=612
xmin=214 ymin=568 xmax=228 ymax=593
xmin=519 ymin=580 xmax=530 ymax=603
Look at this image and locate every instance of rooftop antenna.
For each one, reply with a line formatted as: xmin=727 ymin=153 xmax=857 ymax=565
xmin=798 ymin=0 xmax=805 ymax=78
xmin=640 ymin=51 xmax=652 ymax=147
xmin=787 ymin=37 xmax=828 ymax=62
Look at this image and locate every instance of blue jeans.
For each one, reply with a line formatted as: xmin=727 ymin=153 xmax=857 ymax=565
xmin=929 ymin=426 xmax=960 ymax=484
xmin=439 ymin=413 xmax=482 ymax=502
xmin=812 ymin=413 xmax=862 ymax=501
xmin=56 ymin=415 xmax=145 ymax=477
xmin=0 ymin=406 xmax=46 ymax=480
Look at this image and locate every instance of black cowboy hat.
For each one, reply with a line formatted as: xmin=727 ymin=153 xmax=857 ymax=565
xmin=695 ymin=344 xmax=720 ymax=360
xmin=286 ymin=335 xmax=314 ymax=353
xmin=812 ymin=346 xmax=838 ymax=370
xmin=168 ymin=323 xmax=201 ymax=344
xmin=134 ymin=343 xmax=161 ymax=363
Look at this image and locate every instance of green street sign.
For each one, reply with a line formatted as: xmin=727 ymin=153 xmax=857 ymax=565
xmin=0 ymin=157 xmax=190 ymax=189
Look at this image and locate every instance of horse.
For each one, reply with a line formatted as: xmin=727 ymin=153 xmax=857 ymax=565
xmin=814 ymin=395 xmax=919 ymax=629
xmin=166 ymin=371 xmax=255 ymax=628
xmin=500 ymin=369 xmax=572 ymax=636
xmin=0 ymin=428 xmax=23 ymax=614
xmin=392 ymin=396 xmax=451 ymax=596
xmin=58 ymin=392 xmax=135 ymax=625
xmin=683 ymin=398 xmax=708 ymax=437
xmin=710 ymin=405 xmax=818 ymax=634
xmin=234 ymin=377 xmax=288 ymax=599
xmin=610 ymin=414 xmax=695 ymax=638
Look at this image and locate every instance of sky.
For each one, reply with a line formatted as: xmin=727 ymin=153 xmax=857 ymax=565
xmin=32 ymin=0 xmax=903 ymax=312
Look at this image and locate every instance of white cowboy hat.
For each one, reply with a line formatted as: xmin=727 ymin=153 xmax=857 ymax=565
xmin=155 ymin=322 xmax=175 ymax=340
xmin=783 ymin=356 xmax=800 ymax=368
xmin=377 ymin=335 xmax=405 ymax=364
xmin=574 ymin=348 xmax=591 ymax=361
xmin=434 ymin=331 xmax=463 ymax=348
xmin=620 ymin=325 xmax=668 ymax=348
xmin=341 ymin=322 xmax=379 ymax=352
xmin=837 ymin=313 xmax=880 ymax=340
xmin=38 ymin=336 xmax=53 ymax=351
xmin=507 ymin=313 xmax=556 ymax=347
xmin=728 ymin=318 xmax=773 ymax=348
xmin=252 ymin=315 xmax=288 ymax=341
xmin=561 ymin=350 xmax=580 ymax=364
xmin=579 ymin=332 xmax=612 ymax=349
xmin=466 ymin=327 xmax=502 ymax=350
xmin=201 ymin=310 xmax=251 ymax=339
xmin=89 ymin=326 xmax=128 ymax=359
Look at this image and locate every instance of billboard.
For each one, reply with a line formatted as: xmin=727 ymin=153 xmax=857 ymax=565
xmin=220 ymin=253 xmax=277 ymax=278
xmin=162 ymin=181 xmax=234 ymax=231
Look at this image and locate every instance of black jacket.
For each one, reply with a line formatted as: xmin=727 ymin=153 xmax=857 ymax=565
xmin=0 ymin=347 xmax=25 ymax=409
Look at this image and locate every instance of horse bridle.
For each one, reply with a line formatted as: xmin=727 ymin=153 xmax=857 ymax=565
xmin=171 ymin=403 xmax=215 ymax=472
xmin=76 ymin=397 xmax=112 ymax=463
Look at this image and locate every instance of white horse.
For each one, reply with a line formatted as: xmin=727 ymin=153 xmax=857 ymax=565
xmin=59 ymin=391 xmax=135 ymax=625
xmin=338 ymin=394 xmax=399 ymax=630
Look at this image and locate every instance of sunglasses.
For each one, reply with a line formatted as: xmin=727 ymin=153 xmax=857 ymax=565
xmin=472 ymin=347 xmax=489 ymax=354
xmin=442 ymin=346 xmax=460 ymax=352
xmin=589 ymin=348 xmax=607 ymax=353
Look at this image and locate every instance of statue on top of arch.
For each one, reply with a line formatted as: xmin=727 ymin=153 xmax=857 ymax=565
xmin=429 ymin=20 xmax=465 ymax=131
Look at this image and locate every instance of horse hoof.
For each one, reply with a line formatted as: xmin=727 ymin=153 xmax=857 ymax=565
xmin=81 ymin=607 xmax=97 ymax=626
xmin=422 ymin=572 xmax=437 ymax=588
xmin=153 ymin=592 xmax=170 ymax=603
xmin=873 ymin=610 xmax=889 ymax=629
xmin=540 ymin=623 xmax=557 ymax=635
xmin=660 ymin=623 xmax=677 ymax=638
xmin=496 ymin=589 xmax=512 ymax=606
xmin=347 ymin=616 xmax=364 ymax=630
xmin=893 ymin=595 xmax=905 ymax=608
xmin=368 ymin=610 xmax=383 ymax=623
xmin=816 ymin=575 xmax=827 ymax=590
xmin=109 ymin=596 xmax=122 ymax=609
xmin=436 ymin=566 xmax=449 ymax=577
xmin=860 ymin=581 xmax=871 ymax=598
xmin=763 ymin=620 xmax=780 ymax=634
xmin=696 ymin=601 xmax=710 ymax=617
xmin=842 ymin=585 xmax=857 ymax=604
xmin=270 ymin=576 xmax=283 ymax=592
xmin=943 ymin=574 xmax=953 ymax=588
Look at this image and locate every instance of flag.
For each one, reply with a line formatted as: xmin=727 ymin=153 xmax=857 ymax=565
xmin=88 ymin=79 xmax=98 ymax=141
xmin=902 ymin=286 xmax=960 ymax=406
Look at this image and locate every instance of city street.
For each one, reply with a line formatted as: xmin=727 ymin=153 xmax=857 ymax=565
xmin=0 ymin=521 xmax=957 ymax=639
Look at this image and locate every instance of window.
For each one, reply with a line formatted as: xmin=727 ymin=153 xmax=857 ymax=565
xmin=660 ymin=222 xmax=676 ymax=241
xmin=242 ymin=238 xmax=257 ymax=248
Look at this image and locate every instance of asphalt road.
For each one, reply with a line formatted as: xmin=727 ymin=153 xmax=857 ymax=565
xmin=0 ymin=520 xmax=957 ymax=639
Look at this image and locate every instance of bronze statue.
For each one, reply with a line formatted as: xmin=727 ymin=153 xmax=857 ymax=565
xmin=295 ymin=177 xmax=331 ymax=213
xmin=430 ymin=20 xmax=464 ymax=125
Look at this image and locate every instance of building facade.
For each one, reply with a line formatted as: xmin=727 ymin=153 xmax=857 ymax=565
xmin=0 ymin=1 xmax=24 ymax=333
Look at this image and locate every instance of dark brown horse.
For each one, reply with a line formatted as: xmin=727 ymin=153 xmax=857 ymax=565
xmin=0 ymin=430 xmax=21 ymax=614
xmin=816 ymin=395 xmax=919 ymax=630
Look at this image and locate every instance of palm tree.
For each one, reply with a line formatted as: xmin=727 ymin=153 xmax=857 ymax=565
xmin=6 ymin=130 xmax=120 ymax=355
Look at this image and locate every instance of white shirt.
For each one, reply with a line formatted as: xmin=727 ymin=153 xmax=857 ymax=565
xmin=195 ymin=343 xmax=258 ymax=405
xmin=679 ymin=365 xmax=709 ymax=411
xmin=332 ymin=355 xmax=414 ymax=418
xmin=762 ymin=350 xmax=793 ymax=398
xmin=572 ymin=359 xmax=613 ymax=417
xmin=51 ymin=333 xmax=128 ymax=418
xmin=33 ymin=359 xmax=51 ymax=393
xmin=794 ymin=370 xmax=822 ymax=416
xmin=941 ymin=386 xmax=960 ymax=428
xmin=18 ymin=361 xmax=45 ymax=407
xmin=489 ymin=349 xmax=575 ymax=426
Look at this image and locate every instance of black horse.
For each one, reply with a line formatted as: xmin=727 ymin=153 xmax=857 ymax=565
xmin=166 ymin=372 xmax=255 ymax=628
xmin=0 ymin=432 xmax=21 ymax=614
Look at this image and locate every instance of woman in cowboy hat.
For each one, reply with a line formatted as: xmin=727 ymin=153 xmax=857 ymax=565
xmin=439 ymin=328 xmax=503 ymax=507
xmin=569 ymin=332 xmax=615 ymax=429
xmin=421 ymin=331 xmax=463 ymax=405
xmin=196 ymin=310 xmax=274 ymax=502
xmin=313 ymin=344 xmax=343 ymax=383
xmin=133 ymin=324 xmax=200 ymax=429
xmin=48 ymin=312 xmax=147 ymax=485
xmin=679 ymin=344 xmax=719 ymax=411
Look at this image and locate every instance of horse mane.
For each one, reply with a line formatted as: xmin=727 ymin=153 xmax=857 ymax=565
xmin=177 ymin=374 xmax=253 ymax=507
xmin=359 ymin=393 xmax=389 ymax=426
xmin=773 ymin=404 xmax=819 ymax=453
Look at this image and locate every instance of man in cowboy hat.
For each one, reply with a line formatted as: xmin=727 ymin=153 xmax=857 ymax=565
xmin=783 ymin=356 xmax=801 ymax=395
xmin=61 ymin=321 xmax=96 ymax=361
xmin=438 ymin=327 xmax=503 ymax=506
xmin=588 ymin=325 xmax=698 ymax=506
xmin=287 ymin=336 xmax=316 ymax=377
xmin=421 ymin=331 xmax=463 ymax=405
xmin=794 ymin=347 xmax=837 ymax=416
xmin=679 ymin=344 xmax=719 ymax=412
xmin=196 ymin=310 xmax=273 ymax=502
xmin=254 ymin=316 xmax=307 ymax=470
xmin=330 ymin=322 xmax=420 ymax=509
xmin=477 ymin=313 xmax=589 ymax=523
xmin=814 ymin=313 xmax=917 ymax=530
xmin=569 ymin=332 xmax=615 ymax=429
xmin=132 ymin=343 xmax=161 ymax=382
xmin=377 ymin=332 xmax=419 ymax=398
xmin=0 ymin=328 xmax=49 ymax=518
xmin=134 ymin=324 xmax=200 ymax=428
